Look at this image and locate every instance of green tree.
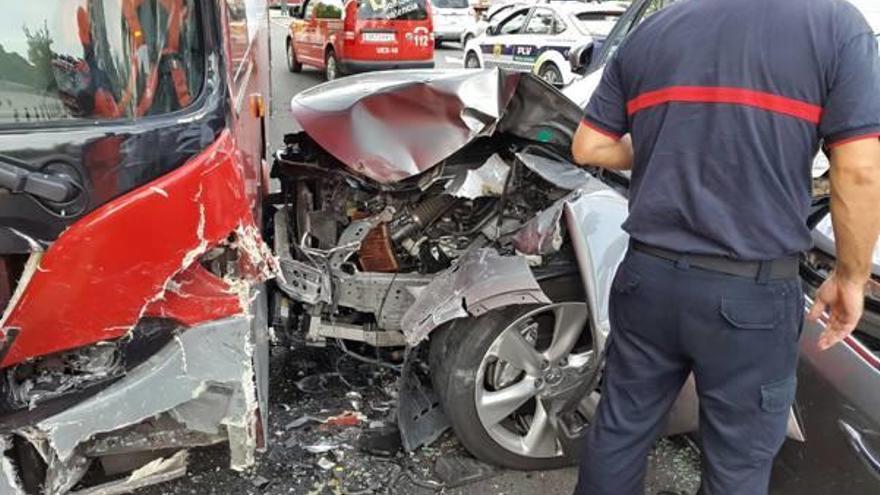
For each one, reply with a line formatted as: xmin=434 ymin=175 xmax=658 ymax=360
xmin=23 ymin=21 xmax=56 ymax=92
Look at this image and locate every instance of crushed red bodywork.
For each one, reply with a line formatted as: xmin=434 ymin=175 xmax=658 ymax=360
xmin=0 ymin=132 xmax=257 ymax=368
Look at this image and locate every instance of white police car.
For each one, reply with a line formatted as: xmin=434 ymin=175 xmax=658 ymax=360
xmin=463 ymin=2 xmax=624 ymax=85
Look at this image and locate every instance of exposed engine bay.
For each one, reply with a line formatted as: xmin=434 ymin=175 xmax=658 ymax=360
xmin=270 ymin=69 xmax=595 ymax=348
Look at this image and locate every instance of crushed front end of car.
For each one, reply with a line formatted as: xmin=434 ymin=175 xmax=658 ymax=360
xmin=271 ymin=68 xmax=632 ymax=461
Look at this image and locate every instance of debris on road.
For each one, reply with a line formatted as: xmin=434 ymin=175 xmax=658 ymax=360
xmin=323 ymin=410 xmax=367 ymax=428
xmin=434 ymin=455 xmax=497 ymax=488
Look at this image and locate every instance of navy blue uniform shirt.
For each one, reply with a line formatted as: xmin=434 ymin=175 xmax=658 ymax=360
xmin=583 ymin=0 xmax=880 ymax=260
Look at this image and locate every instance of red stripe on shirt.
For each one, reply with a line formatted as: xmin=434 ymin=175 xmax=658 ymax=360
xmin=626 ymin=86 xmax=823 ymax=124
xmin=826 ymin=132 xmax=880 ymax=149
xmin=580 ymin=118 xmax=623 ymax=140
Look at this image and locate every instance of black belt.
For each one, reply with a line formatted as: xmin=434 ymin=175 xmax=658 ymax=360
xmin=631 ymin=240 xmax=799 ymax=281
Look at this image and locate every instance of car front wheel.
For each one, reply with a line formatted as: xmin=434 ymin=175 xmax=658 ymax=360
xmin=430 ymin=296 xmax=600 ymax=470
xmin=325 ymin=50 xmax=340 ymax=81
xmin=539 ymin=62 xmax=563 ymax=86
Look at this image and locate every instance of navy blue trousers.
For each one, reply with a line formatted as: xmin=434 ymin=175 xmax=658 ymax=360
xmin=575 ymin=249 xmax=803 ymax=495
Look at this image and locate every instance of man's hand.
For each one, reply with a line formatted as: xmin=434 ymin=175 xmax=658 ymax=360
xmin=814 ymin=136 xmax=880 ymax=350
xmin=808 ymin=273 xmax=865 ymax=350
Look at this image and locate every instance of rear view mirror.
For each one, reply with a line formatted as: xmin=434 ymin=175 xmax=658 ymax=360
xmin=569 ymin=41 xmax=594 ymax=75
xmin=486 ymin=25 xmax=498 ymax=36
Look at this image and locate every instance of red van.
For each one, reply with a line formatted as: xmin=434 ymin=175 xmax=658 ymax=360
xmin=286 ymin=0 xmax=435 ymax=80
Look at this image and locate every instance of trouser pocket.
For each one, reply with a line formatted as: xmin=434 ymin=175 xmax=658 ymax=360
xmin=753 ymin=375 xmax=797 ymax=461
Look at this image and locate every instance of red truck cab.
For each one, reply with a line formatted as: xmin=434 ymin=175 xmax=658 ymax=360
xmin=286 ymin=0 xmax=435 ymax=80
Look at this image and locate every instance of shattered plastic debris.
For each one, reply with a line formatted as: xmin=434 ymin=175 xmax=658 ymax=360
xmin=296 ymin=373 xmax=342 ymax=394
xmin=286 ymin=415 xmax=325 ymax=430
xmin=250 ymin=475 xmax=271 ymax=489
xmin=323 ymin=410 xmax=367 ymax=429
xmin=317 ymin=457 xmax=336 ymax=471
xmin=304 ymin=441 xmax=340 ymax=454
xmin=446 ymin=153 xmax=511 ymax=199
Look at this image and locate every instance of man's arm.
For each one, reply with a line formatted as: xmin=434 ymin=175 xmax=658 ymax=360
xmin=808 ymin=138 xmax=880 ymax=350
xmin=571 ymin=124 xmax=634 ymax=171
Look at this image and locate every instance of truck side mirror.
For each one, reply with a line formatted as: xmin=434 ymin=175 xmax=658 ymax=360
xmin=569 ymin=41 xmax=594 ymax=75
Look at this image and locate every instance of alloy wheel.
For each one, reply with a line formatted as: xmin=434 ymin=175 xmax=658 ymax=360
xmin=473 ymin=302 xmax=597 ymax=458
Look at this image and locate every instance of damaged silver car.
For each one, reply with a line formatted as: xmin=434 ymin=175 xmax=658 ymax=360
xmin=271 ymin=68 xmax=702 ymax=469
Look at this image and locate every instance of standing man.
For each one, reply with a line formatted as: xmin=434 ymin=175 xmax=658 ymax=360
xmin=570 ymin=0 xmax=880 ymax=494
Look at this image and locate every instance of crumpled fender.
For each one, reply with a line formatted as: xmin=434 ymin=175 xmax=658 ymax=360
xmin=400 ymin=177 xmax=631 ymax=347
xmin=399 ymin=248 xmax=551 ymax=346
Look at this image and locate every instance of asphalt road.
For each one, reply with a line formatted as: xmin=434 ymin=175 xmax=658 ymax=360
xmin=137 ymin=10 xmax=700 ymax=495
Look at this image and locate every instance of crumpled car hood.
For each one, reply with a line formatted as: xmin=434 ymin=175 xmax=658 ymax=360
xmin=290 ymin=68 xmax=584 ymax=183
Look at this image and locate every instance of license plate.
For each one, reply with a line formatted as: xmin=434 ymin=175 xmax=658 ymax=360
xmin=361 ymin=32 xmax=396 ymax=43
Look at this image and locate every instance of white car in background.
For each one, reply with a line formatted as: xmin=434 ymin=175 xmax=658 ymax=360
xmin=462 ymin=2 xmax=624 ymax=85
xmin=431 ymin=0 xmax=479 ymax=46
xmin=460 ymin=2 xmax=524 ymax=46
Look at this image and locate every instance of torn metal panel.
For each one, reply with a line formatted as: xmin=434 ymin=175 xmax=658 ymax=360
xmin=70 ymin=450 xmax=188 ymax=495
xmin=445 ymin=153 xmax=510 ymax=199
xmin=307 ymin=317 xmax=407 ymax=347
xmin=512 ymin=195 xmax=568 ymax=256
xmin=515 ymin=151 xmax=593 ymax=190
xmin=274 ymin=207 xmax=332 ymax=305
xmin=335 ymin=272 xmax=433 ymax=330
xmin=511 ymin=177 xmax=616 ymax=256
xmin=290 ymin=69 xmax=582 ymax=184
xmin=400 ymin=249 xmax=551 ymax=345
xmin=562 ymin=189 xmax=630 ymax=340
xmin=30 ymin=316 xmax=259 ymax=471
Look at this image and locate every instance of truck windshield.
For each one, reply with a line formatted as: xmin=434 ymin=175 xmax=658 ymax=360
xmin=0 ymin=1 xmax=204 ymax=126
xmin=358 ymin=0 xmax=429 ymax=20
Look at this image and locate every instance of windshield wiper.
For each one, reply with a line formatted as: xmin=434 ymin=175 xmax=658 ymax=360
xmin=0 ymin=154 xmax=79 ymax=204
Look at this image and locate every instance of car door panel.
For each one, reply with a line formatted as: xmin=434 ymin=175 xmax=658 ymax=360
xmin=480 ymin=7 xmax=531 ymax=68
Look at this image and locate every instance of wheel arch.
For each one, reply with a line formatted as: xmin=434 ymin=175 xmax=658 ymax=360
xmin=532 ymin=50 xmax=575 ymax=85
xmin=464 ymin=44 xmax=485 ymax=68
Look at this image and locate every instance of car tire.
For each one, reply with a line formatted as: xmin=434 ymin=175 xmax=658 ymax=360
xmin=538 ymin=62 xmax=563 ymax=86
xmin=325 ymin=50 xmax=341 ymax=81
xmin=430 ymin=275 xmax=597 ymax=470
xmin=287 ymin=40 xmax=302 ymax=73
xmin=464 ymin=51 xmax=481 ymax=69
